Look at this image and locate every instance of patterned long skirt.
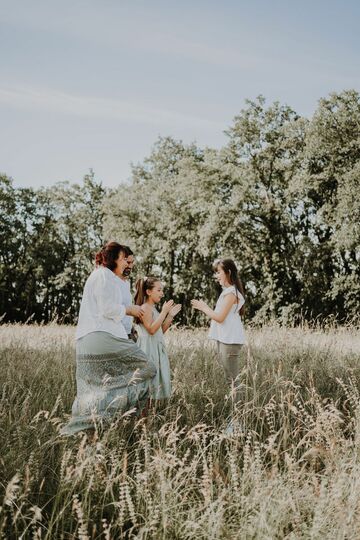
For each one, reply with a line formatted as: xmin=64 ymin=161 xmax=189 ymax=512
xmin=61 ymin=331 xmax=156 ymax=435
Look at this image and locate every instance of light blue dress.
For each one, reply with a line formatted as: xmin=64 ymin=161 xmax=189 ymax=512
xmin=136 ymin=307 xmax=172 ymax=399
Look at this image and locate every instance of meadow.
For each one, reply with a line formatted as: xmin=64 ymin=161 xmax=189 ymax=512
xmin=1 ymin=323 xmax=360 ymax=539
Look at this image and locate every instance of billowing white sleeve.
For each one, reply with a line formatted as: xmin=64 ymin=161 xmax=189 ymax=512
xmin=223 ymin=286 xmax=245 ymax=308
xmin=95 ymin=273 xmax=126 ymax=322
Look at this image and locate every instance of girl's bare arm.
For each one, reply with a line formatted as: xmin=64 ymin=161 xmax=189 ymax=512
xmin=191 ymin=294 xmax=235 ymax=323
xmin=141 ymin=301 xmax=174 ymax=335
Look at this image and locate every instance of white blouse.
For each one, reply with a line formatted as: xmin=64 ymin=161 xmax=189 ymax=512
xmin=76 ymin=266 xmax=127 ymax=340
xmin=208 ymin=285 xmax=246 ymax=344
xmin=118 ymin=277 xmax=133 ymax=335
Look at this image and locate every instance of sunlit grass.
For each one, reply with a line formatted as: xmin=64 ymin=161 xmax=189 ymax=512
xmin=1 ymin=323 xmax=360 ymax=538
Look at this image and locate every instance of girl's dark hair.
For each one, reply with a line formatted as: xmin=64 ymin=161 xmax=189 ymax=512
xmin=95 ymin=242 xmax=132 ymax=271
xmin=134 ymin=276 xmax=161 ymax=323
xmin=213 ymin=258 xmax=245 ymax=317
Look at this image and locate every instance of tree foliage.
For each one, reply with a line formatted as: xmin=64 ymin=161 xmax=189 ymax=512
xmin=104 ymin=91 xmax=359 ymax=324
xmin=0 ymin=171 xmax=104 ymax=322
xmin=1 ymin=90 xmax=359 ymax=324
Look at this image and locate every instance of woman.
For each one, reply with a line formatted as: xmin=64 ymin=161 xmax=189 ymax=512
xmin=191 ymin=258 xmax=246 ymax=433
xmin=61 ymin=242 xmax=156 ymax=436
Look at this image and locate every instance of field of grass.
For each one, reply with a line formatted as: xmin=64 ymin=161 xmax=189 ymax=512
xmin=1 ymin=323 xmax=360 ymax=539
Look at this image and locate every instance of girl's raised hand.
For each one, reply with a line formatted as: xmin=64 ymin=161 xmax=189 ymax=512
xmin=161 ymin=299 xmax=174 ymax=314
xmin=169 ymin=304 xmax=181 ymax=318
xmin=191 ymin=299 xmax=208 ymax=312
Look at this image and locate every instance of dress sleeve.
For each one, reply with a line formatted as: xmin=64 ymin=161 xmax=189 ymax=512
xmin=95 ymin=272 xmax=126 ymax=322
xmin=223 ymin=286 xmax=245 ymax=309
xmin=222 ymin=286 xmax=237 ymax=297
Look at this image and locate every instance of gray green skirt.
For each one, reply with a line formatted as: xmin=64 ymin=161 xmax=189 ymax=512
xmin=61 ymin=331 xmax=156 ymax=435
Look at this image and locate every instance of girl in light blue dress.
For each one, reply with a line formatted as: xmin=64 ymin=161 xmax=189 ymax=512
xmin=134 ymin=277 xmax=181 ymax=400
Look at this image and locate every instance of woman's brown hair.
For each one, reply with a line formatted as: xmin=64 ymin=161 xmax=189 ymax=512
xmin=213 ymin=258 xmax=245 ymax=317
xmin=95 ymin=242 xmax=132 ymax=271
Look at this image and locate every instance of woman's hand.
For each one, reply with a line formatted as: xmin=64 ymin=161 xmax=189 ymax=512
xmin=126 ymin=305 xmax=145 ymax=319
xmin=168 ymin=304 xmax=182 ymax=319
xmin=191 ymin=299 xmax=209 ymax=313
xmin=161 ymin=299 xmax=174 ymax=314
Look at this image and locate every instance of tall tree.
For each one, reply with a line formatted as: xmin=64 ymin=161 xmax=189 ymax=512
xmin=0 ymin=172 xmax=105 ymax=323
xmin=2 ymin=91 xmax=359 ymax=325
xmin=224 ymin=96 xmax=307 ymax=321
xmin=301 ymin=90 xmax=360 ymax=320
xmin=103 ymin=137 xmax=216 ymax=324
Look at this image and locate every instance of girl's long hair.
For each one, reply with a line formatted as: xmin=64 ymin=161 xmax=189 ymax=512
xmin=213 ymin=258 xmax=245 ymax=317
xmin=134 ymin=276 xmax=160 ymax=323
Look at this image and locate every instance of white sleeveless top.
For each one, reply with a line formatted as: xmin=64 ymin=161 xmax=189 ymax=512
xmin=208 ymin=285 xmax=245 ymax=344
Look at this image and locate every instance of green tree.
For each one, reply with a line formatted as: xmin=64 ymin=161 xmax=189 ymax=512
xmin=0 ymin=172 xmax=106 ymax=323
xmin=2 ymin=91 xmax=358 ymax=326
xmin=41 ymin=171 xmax=106 ymax=321
xmin=300 ymin=90 xmax=360 ymax=320
xmin=104 ymin=137 xmax=219 ymax=324
xmin=222 ymin=96 xmax=307 ymax=321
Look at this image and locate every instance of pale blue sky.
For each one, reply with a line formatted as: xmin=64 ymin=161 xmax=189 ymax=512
xmin=1 ymin=0 xmax=359 ymax=188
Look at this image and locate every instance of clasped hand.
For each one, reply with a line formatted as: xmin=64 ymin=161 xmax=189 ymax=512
xmin=128 ymin=298 xmax=206 ymax=320
xmin=161 ymin=300 xmax=182 ymax=318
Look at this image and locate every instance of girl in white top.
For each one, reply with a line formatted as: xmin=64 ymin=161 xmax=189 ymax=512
xmin=191 ymin=258 xmax=246 ymax=412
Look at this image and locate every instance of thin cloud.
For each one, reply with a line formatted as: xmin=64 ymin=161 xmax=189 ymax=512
xmin=0 ymin=3 xmax=259 ymax=70
xmin=0 ymin=84 xmax=224 ymax=130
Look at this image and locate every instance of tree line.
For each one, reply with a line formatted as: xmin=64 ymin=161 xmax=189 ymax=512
xmin=1 ymin=90 xmax=359 ymax=325
xmin=0 ymin=172 xmax=105 ymax=323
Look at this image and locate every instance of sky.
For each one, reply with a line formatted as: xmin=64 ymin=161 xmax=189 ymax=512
xmin=0 ymin=0 xmax=359 ymax=189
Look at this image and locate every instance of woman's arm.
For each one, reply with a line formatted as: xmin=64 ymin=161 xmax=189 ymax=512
xmin=126 ymin=305 xmax=145 ymax=318
xmin=141 ymin=300 xmax=174 ymax=335
xmin=162 ymin=304 xmax=182 ymax=333
xmin=191 ymin=294 xmax=236 ymax=323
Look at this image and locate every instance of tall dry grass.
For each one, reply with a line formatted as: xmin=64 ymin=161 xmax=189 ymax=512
xmin=1 ymin=323 xmax=360 ymax=539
